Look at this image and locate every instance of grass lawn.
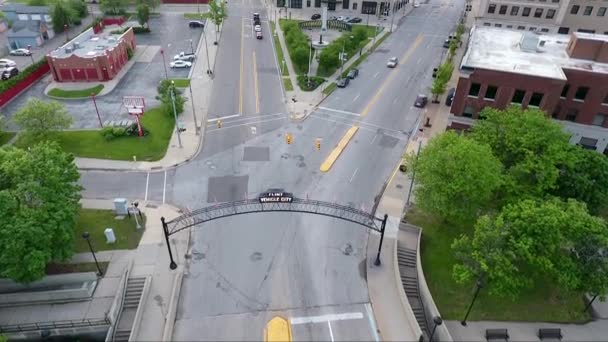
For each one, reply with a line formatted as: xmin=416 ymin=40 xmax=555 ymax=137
xmin=171 ymin=78 xmax=191 ymax=88
xmin=48 ymin=84 xmax=104 ymax=98
xmin=74 ymin=208 xmax=145 ymax=252
xmin=184 ymin=12 xmax=210 ymax=19
xmin=0 ymin=132 xmax=16 ymax=146
xmin=322 ymin=82 xmax=337 ymax=96
xmin=50 ymin=107 xmax=174 ymax=161
xmin=283 ymin=77 xmax=294 ymax=91
xmin=407 ymin=207 xmax=591 ymax=323
xmin=270 ymin=21 xmax=289 ymax=77
xmin=46 ymin=262 xmax=109 ymax=275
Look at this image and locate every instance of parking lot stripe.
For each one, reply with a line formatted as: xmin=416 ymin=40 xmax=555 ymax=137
xmin=290 ymin=312 xmax=364 ymax=325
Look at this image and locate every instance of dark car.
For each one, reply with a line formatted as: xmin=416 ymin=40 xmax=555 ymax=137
xmin=2 ymin=67 xmax=18 ymax=80
xmin=189 ymin=20 xmax=205 ymax=28
xmin=414 ymin=94 xmax=428 ymax=108
xmin=311 ymin=13 xmax=321 ymax=20
xmin=347 ymin=68 xmax=359 ymax=79
xmin=348 ymin=17 xmax=362 ymax=23
xmin=336 ymin=78 xmax=350 ymax=88
xmin=445 ymin=87 xmax=455 ymax=106
xmin=253 ymin=13 xmax=260 ymax=20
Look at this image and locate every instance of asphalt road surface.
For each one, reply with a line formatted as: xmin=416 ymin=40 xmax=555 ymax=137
xmin=79 ymin=0 xmax=464 ymax=339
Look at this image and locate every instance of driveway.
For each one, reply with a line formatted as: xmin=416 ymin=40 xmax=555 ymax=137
xmin=2 ymin=13 xmax=204 ymax=130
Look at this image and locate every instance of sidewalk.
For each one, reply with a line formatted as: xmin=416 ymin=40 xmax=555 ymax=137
xmin=74 ymin=24 xmax=220 ymax=172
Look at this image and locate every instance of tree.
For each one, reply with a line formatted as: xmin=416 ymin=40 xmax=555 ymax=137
xmin=51 ymin=0 xmax=76 ymax=33
xmin=352 ymin=26 xmax=368 ymax=44
xmin=156 ymin=80 xmax=186 ymax=117
xmin=13 ymin=99 xmax=72 ymax=143
xmin=430 ymin=77 xmax=447 ymax=103
xmin=453 ymin=198 xmax=608 ymax=298
xmin=100 ymin=0 xmax=126 ymax=15
xmin=137 ymin=0 xmax=159 ymax=12
xmin=68 ymin=0 xmax=88 ymax=18
xmin=292 ymin=45 xmax=310 ymax=74
xmin=136 ymin=4 xmax=150 ymax=28
xmin=208 ymin=0 xmax=228 ymax=43
xmin=470 ymin=106 xmax=572 ymax=203
xmin=407 ymin=131 xmax=503 ymax=224
xmin=28 ymin=0 xmax=47 ymax=5
xmin=0 ymin=142 xmax=81 ymax=283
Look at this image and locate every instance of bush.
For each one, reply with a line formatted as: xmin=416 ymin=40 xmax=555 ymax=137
xmin=281 ymin=21 xmax=310 ymax=74
xmin=0 ymin=59 xmax=47 ymax=95
xmin=100 ymin=127 xmax=115 ymax=141
xmin=297 ymin=75 xmax=324 ymax=91
xmin=132 ymin=26 xmax=150 ymax=34
xmin=126 ymin=46 xmax=134 ymax=60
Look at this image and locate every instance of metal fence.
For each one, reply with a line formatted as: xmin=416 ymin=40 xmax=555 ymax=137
xmin=0 ymin=318 xmax=111 ymax=334
xmin=298 ymin=20 xmax=353 ymax=32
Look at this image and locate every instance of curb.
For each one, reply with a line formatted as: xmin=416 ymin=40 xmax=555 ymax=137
xmin=162 ymin=270 xmax=183 ymax=342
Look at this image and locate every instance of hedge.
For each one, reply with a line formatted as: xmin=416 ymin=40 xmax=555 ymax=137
xmin=0 ymin=59 xmax=47 ymax=95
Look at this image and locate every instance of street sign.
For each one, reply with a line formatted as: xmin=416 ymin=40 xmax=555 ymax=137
xmin=259 ymin=191 xmax=293 ymax=203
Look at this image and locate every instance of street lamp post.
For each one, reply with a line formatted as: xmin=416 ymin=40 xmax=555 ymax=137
xmin=429 ymin=316 xmax=443 ymax=342
xmin=461 ymin=279 xmax=484 ymax=326
xmin=160 ymin=49 xmax=168 ymax=80
xmin=82 ymin=231 xmax=103 ymax=276
xmin=189 ymin=39 xmax=194 ymax=55
xmin=584 ymin=294 xmax=599 ymax=313
xmin=27 ymin=44 xmax=34 ymax=65
xmin=170 ymin=81 xmax=183 ymax=148
xmin=188 ymin=83 xmax=199 ymax=134
xmin=202 ymin=21 xmax=212 ymax=76
xmin=64 ymin=24 xmax=69 ymax=42
xmin=91 ymin=93 xmax=102 ymax=128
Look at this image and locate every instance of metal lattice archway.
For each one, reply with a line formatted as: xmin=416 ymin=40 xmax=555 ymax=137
xmin=160 ymin=196 xmax=388 ymax=270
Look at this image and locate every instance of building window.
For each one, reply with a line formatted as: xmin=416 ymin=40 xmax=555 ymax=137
xmin=579 ymin=137 xmax=598 ymax=150
xmin=578 ymin=29 xmax=596 ymax=33
xmin=469 ymin=83 xmax=481 ymax=97
xmin=463 ymin=105 xmax=475 ymax=118
xmin=522 ymin=7 xmax=531 ymax=16
xmin=342 ymin=0 xmax=349 ymax=8
xmin=484 ymin=22 xmax=492 ymax=26
xmin=546 ymin=9 xmax=556 ymax=18
xmin=541 ymin=28 xmax=549 ymax=32
xmin=598 ymin=7 xmax=606 ymax=16
xmin=593 ymin=113 xmax=607 ymax=126
xmin=529 ymin=27 xmax=537 ymax=31
xmin=584 ymin=6 xmax=593 ymax=15
xmin=307 ymin=0 xmax=311 ymax=7
xmin=566 ymin=108 xmax=578 ymax=121
xmin=529 ymin=92 xmax=543 ymax=106
xmin=552 ymin=0 xmax=559 ymax=2
xmin=518 ymin=26 xmax=526 ymax=30
xmin=560 ymin=84 xmax=569 ymax=98
xmin=290 ymin=0 xmax=302 ymax=8
xmin=488 ymin=4 xmax=496 ymax=13
xmin=574 ymin=86 xmax=589 ymax=101
xmin=17 ymin=14 xmax=28 ymax=20
xmin=353 ymin=2 xmax=357 ymax=10
xmin=534 ymin=8 xmax=543 ymax=17
xmin=495 ymin=23 xmax=502 ymax=27
xmin=571 ymin=5 xmax=580 ymax=14
xmin=511 ymin=6 xmax=519 ymax=15
xmin=558 ymin=27 xmax=570 ymax=34
xmin=485 ymin=85 xmax=498 ymax=99
xmin=499 ymin=5 xmax=508 ymax=14
xmin=512 ymin=89 xmax=526 ymax=104
xmin=507 ymin=25 xmax=513 ymax=29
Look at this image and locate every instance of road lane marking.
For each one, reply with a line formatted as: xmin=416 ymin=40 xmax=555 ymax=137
xmin=239 ymin=18 xmax=245 ymax=115
xmin=310 ymin=112 xmax=407 ymax=137
xmin=290 ymin=312 xmax=364 ymax=325
xmin=370 ymin=134 xmax=377 ymax=144
xmin=360 ymin=33 xmax=424 ymax=117
xmin=350 ymin=168 xmax=359 ymax=183
xmin=353 ymin=93 xmax=360 ymax=102
xmin=327 ymin=321 xmax=335 ymax=342
xmin=373 ymin=71 xmax=380 ymax=78
xmin=144 ymin=172 xmax=150 ymax=201
xmin=207 ymin=112 xmax=284 ymax=125
xmin=264 ymin=316 xmax=291 ymax=342
xmin=365 ymin=304 xmax=380 ymax=342
xmin=162 ymin=170 xmax=167 ymax=204
xmin=253 ymin=50 xmax=260 ymax=113
xmin=318 ymin=106 xmax=360 ymax=116
xmin=320 ymin=126 xmax=359 ymax=172
xmin=206 ymin=117 xmax=285 ymax=132
xmin=207 ymin=114 xmax=242 ymax=122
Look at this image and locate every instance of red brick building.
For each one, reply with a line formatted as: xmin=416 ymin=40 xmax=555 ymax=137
xmin=450 ymin=27 xmax=608 ymax=154
xmin=46 ymin=27 xmax=136 ymax=82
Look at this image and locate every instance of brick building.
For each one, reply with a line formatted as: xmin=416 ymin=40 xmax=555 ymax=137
xmin=46 ymin=27 xmax=136 ymax=82
xmin=450 ymin=27 xmax=608 ymax=154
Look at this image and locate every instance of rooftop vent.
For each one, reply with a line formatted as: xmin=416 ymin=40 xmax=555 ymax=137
xmin=520 ymin=32 xmax=541 ymax=52
xmin=95 ymin=45 xmax=106 ymax=50
xmin=64 ymin=46 xmax=73 ymax=54
xmin=107 ymin=37 xmax=116 ymax=42
xmin=73 ymin=42 xmax=81 ymax=49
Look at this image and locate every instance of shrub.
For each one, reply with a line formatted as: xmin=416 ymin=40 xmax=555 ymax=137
xmin=132 ymin=26 xmax=150 ymax=34
xmin=126 ymin=46 xmax=134 ymax=60
xmin=126 ymin=123 xmax=149 ymax=136
xmin=112 ymin=127 xmax=126 ymax=137
xmin=0 ymin=59 xmax=48 ymax=95
xmin=297 ymin=75 xmax=324 ymax=91
xmin=100 ymin=126 xmax=115 ymax=141
xmin=281 ymin=21 xmax=310 ymax=74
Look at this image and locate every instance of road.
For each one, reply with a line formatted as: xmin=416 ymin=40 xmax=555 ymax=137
xmin=79 ymin=0 xmax=463 ymax=339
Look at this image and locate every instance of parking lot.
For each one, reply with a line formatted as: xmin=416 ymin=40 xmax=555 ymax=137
xmin=2 ymin=13 xmax=205 ymax=130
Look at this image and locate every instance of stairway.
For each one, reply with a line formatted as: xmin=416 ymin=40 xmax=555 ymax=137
xmin=397 ymin=244 xmax=430 ymax=340
xmin=112 ymin=277 xmax=146 ymax=342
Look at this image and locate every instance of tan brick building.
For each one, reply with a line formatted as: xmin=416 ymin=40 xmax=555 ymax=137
xmin=46 ymin=27 xmax=136 ymax=82
xmin=450 ymin=27 xmax=608 ymax=153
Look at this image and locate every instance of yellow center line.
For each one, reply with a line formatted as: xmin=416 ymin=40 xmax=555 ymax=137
xmin=239 ymin=18 xmax=245 ymax=115
xmin=253 ymin=51 xmax=260 ymax=114
xmin=264 ymin=316 xmax=292 ymax=342
xmin=360 ymin=33 xmax=425 ymax=117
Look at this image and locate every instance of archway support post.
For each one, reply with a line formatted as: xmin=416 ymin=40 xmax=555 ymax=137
xmin=161 ymin=216 xmax=178 ymax=270
xmin=374 ymin=214 xmax=388 ymax=266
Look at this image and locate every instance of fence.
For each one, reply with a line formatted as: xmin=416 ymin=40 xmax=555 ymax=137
xmin=162 ymin=0 xmax=209 ymax=3
xmin=0 ymin=62 xmax=50 ymax=108
xmin=0 ymin=318 xmax=111 ymax=334
xmin=298 ymin=20 xmax=353 ymax=32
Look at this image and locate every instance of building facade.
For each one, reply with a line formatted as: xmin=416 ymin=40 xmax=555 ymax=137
xmin=476 ymin=0 xmax=608 ymax=34
xmin=450 ymin=27 xmax=608 ymax=154
xmin=3 ymin=4 xmax=54 ymax=48
xmin=46 ymin=27 xmax=136 ymax=82
xmin=276 ymin=0 xmax=409 ymax=17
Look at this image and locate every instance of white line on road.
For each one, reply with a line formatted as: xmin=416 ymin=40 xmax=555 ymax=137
xmin=353 ymin=93 xmax=360 ymax=102
xmin=207 ymin=114 xmax=241 ymax=122
xmin=417 ymin=57 xmax=423 ymax=65
xmin=318 ymin=106 xmax=360 ymax=116
xmin=208 ymin=113 xmax=284 ymax=125
xmin=144 ymin=172 xmax=150 ymax=201
xmin=365 ymin=304 xmax=380 ymax=342
xmin=162 ymin=170 xmax=167 ymax=204
xmin=327 ymin=321 xmax=335 ymax=342
xmin=309 ymin=113 xmax=407 ymax=138
xmin=350 ymin=168 xmax=359 ymax=183
xmin=370 ymin=134 xmax=378 ymax=144
xmin=206 ymin=117 xmax=285 ymax=132
xmin=373 ymin=71 xmax=380 ymax=78
xmin=290 ymin=312 xmax=364 ymax=325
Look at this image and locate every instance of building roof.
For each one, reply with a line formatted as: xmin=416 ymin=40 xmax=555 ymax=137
xmin=48 ymin=28 xmax=126 ymax=59
xmin=8 ymin=27 xmax=40 ymax=38
xmin=1 ymin=4 xmax=49 ymax=14
xmin=461 ymin=27 xmax=608 ymax=80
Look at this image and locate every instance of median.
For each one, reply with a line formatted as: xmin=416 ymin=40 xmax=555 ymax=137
xmin=47 ymin=84 xmax=104 ymax=99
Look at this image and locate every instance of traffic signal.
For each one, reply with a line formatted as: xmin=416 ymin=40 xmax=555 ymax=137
xmin=217 ymin=120 xmax=222 ymax=128
xmin=315 ymin=138 xmax=321 ymax=150
xmin=286 ymin=133 xmax=292 ymax=145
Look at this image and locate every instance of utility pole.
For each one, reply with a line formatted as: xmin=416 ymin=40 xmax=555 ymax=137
xmin=203 ymin=22 xmax=213 ymax=75
xmin=307 ymin=40 xmax=313 ymax=87
xmin=188 ymin=83 xmax=199 ymax=135
xmin=389 ymin=0 xmax=396 ymax=33
xmin=170 ymin=81 xmax=183 ymax=148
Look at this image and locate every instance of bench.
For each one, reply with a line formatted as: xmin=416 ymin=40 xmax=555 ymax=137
xmin=539 ymin=328 xmax=562 ymax=341
xmin=486 ymin=329 xmax=509 ymax=341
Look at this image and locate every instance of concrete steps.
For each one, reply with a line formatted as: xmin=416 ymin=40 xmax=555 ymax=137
xmin=112 ymin=277 xmax=146 ymax=342
xmin=123 ymin=277 xmax=145 ymax=309
xmin=397 ymin=245 xmax=430 ymax=340
xmin=114 ymin=329 xmax=132 ymax=342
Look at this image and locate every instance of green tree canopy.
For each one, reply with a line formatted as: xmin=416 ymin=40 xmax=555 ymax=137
xmin=136 ymin=4 xmax=150 ymax=28
xmin=68 ymin=0 xmax=88 ymax=18
xmin=156 ymin=80 xmax=186 ymax=117
xmin=137 ymin=0 xmax=159 ymax=11
xmin=13 ymin=99 xmax=72 ymax=143
xmin=208 ymin=0 xmax=227 ymax=42
xmin=408 ymin=131 xmax=503 ymax=223
xmin=0 ymin=142 xmax=81 ymax=283
xmin=100 ymin=0 xmax=126 ymax=15
xmin=51 ymin=0 xmax=76 ymax=33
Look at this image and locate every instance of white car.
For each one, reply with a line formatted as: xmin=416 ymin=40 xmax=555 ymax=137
xmin=254 ymin=24 xmax=262 ymax=32
xmin=413 ymin=2 xmax=420 ymax=7
xmin=337 ymin=16 xmax=345 ymax=21
xmin=170 ymin=60 xmax=192 ymax=68
xmin=0 ymin=59 xmax=17 ymax=68
xmin=387 ymin=57 xmax=398 ymax=68
xmin=10 ymin=48 xmax=32 ymax=56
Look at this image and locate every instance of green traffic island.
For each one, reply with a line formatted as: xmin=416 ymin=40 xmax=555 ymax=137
xmin=341 ymin=31 xmax=391 ymax=79
xmin=297 ymin=75 xmax=325 ymax=91
xmin=270 ymin=21 xmax=289 ymax=77
xmin=322 ymin=82 xmax=337 ymax=96
xmin=184 ymin=12 xmax=211 ymax=19
xmin=171 ymin=78 xmax=191 ymax=88
xmin=46 ymin=261 xmax=110 ymax=275
xmin=282 ymin=77 xmax=294 ymax=91
xmin=47 ymin=84 xmax=104 ymax=99
xmin=75 ymin=208 xmax=145 ymax=252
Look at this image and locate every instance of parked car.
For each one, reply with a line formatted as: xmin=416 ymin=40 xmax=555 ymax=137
xmin=336 ymin=77 xmax=350 ymax=88
xmin=254 ymin=24 xmax=262 ymax=32
xmin=174 ymin=52 xmax=196 ymax=61
xmin=10 ymin=48 xmax=31 ymax=56
xmin=253 ymin=13 xmax=260 ymax=20
xmin=329 ymin=16 xmax=338 ymax=21
xmin=189 ymin=20 xmax=205 ymax=28
xmin=414 ymin=94 xmax=428 ymax=108
xmin=0 ymin=59 xmax=16 ymax=69
xmin=170 ymin=60 xmax=192 ymax=68
xmin=2 ymin=67 xmax=19 ymax=80
xmin=311 ymin=13 xmax=321 ymax=20
xmin=348 ymin=17 xmax=362 ymax=23
xmin=256 ymin=31 xmax=263 ymax=39
xmin=413 ymin=2 xmax=420 ymax=7
xmin=337 ymin=16 xmax=346 ymax=21
xmin=387 ymin=57 xmax=398 ymax=68
xmin=445 ymin=87 xmax=455 ymax=106
xmin=347 ymin=68 xmax=359 ymax=79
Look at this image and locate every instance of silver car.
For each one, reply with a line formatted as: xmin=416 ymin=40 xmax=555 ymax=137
xmin=387 ymin=57 xmax=398 ymax=68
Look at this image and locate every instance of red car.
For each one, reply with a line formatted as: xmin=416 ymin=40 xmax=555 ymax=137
xmin=256 ymin=31 xmax=263 ymax=39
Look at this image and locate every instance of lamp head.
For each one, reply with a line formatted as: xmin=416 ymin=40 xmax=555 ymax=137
xmin=82 ymin=231 xmax=90 ymax=239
